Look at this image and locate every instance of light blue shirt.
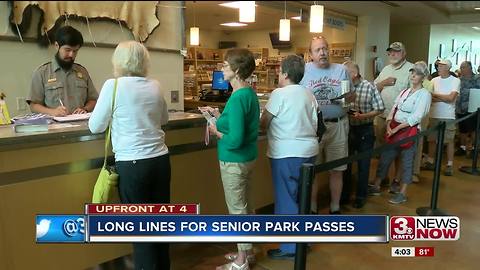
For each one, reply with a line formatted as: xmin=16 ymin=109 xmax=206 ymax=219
xmin=387 ymin=87 xmax=431 ymax=130
xmin=300 ymin=62 xmax=350 ymax=119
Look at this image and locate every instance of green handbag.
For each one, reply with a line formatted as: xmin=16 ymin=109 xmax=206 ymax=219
xmin=92 ymin=79 xmax=119 ymax=203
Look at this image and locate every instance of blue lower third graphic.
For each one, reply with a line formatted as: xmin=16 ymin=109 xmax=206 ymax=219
xmin=36 ymin=215 xmax=85 ymax=243
xmin=87 ymin=215 xmax=388 ymax=243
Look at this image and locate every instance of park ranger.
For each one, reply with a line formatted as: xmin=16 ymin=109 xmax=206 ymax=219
xmin=28 ymin=26 xmax=98 ymax=116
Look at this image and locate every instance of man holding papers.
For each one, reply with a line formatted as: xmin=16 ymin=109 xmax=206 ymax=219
xmin=27 ymin=26 xmax=98 ymax=117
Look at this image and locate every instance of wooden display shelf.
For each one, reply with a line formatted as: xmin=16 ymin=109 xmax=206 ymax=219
xmin=198 ymin=59 xmax=223 ymax=62
xmin=184 ymin=98 xmax=226 ymax=111
xmin=185 ymin=59 xmax=223 ymax=62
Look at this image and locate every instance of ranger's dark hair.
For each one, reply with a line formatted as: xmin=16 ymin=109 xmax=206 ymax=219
xmin=55 ymin=26 xmax=83 ymax=47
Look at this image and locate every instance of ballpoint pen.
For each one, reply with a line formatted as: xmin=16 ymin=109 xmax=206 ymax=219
xmin=58 ymin=97 xmax=64 ymax=107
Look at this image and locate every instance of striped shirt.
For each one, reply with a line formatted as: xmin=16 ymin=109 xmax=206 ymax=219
xmin=349 ymin=79 xmax=385 ymax=126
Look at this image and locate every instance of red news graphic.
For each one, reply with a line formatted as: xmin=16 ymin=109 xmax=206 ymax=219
xmin=390 ymin=216 xmax=460 ymax=241
xmin=86 ymin=204 xmax=200 ymax=215
xmin=415 ymin=247 xmax=435 ymax=257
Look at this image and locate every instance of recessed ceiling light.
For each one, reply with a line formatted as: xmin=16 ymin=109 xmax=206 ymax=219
xmin=473 ymin=26 xmax=480 ymax=30
xmin=220 ymin=22 xmax=248 ymax=27
xmin=219 ymin=1 xmax=258 ymax=9
xmin=475 ymin=7 xmax=480 ymax=10
xmin=291 ymin=16 xmax=301 ymax=21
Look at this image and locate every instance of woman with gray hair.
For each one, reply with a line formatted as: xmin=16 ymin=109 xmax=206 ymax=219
xmin=368 ymin=61 xmax=432 ymax=204
xmin=89 ymin=40 xmax=170 ymax=269
xmin=207 ymin=48 xmax=259 ymax=270
xmin=260 ymin=55 xmax=318 ymax=260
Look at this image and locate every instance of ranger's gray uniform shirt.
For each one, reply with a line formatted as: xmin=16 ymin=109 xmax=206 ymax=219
xmin=28 ymin=59 xmax=98 ymax=112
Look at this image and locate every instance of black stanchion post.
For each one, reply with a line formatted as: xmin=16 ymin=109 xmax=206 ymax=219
xmin=459 ymin=108 xmax=480 ymax=175
xmin=417 ymin=121 xmax=448 ymax=216
xmin=294 ymin=163 xmax=315 ymax=270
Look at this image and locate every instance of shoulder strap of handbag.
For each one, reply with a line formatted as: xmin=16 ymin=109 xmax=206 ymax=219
xmin=103 ymin=79 xmax=118 ymax=167
xmin=392 ymin=88 xmax=411 ymax=118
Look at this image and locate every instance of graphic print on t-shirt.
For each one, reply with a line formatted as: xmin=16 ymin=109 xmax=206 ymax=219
xmin=307 ymin=77 xmax=342 ymax=106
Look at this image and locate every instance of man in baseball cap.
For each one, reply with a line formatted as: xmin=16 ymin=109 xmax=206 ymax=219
xmin=423 ymin=57 xmax=460 ymax=176
xmin=386 ymin=41 xmax=406 ymax=52
xmin=437 ymin=58 xmax=452 ymax=68
xmin=372 ymin=41 xmax=414 ymax=193
xmin=432 ymin=58 xmax=457 ymax=78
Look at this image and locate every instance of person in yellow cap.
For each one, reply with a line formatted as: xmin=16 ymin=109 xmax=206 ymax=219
xmin=27 ymin=26 xmax=98 ymax=117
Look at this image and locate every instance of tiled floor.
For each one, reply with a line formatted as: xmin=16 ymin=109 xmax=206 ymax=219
xmin=90 ymin=155 xmax=480 ymax=270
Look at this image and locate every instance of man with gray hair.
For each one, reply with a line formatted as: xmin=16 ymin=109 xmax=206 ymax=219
xmin=342 ymin=62 xmax=384 ymax=208
xmin=455 ymin=61 xmax=480 ymax=157
xmin=373 ymin=42 xmax=414 ymax=190
xmin=300 ymin=36 xmax=352 ymax=215
xmin=423 ymin=59 xmax=460 ymax=176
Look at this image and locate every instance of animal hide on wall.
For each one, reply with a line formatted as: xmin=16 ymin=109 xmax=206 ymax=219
xmin=10 ymin=1 xmax=160 ymax=44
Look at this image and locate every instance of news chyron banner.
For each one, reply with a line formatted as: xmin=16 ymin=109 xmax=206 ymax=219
xmin=87 ymin=215 xmax=387 ymax=243
xmin=35 ymin=204 xmax=460 ymax=244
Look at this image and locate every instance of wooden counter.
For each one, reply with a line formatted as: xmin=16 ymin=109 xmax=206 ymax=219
xmin=183 ymin=98 xmax=226 ymax=112
xmin=0 ymin=112 xmax=274 ymax=270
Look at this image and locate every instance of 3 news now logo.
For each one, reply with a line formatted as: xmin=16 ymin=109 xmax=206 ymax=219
xmin=390 ymin=216 xmax=460 ymax=241
xmin=36 ymin=215 xmax=85 ymax=243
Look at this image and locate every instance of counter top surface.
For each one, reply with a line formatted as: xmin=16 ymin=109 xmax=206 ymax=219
xmin=0 ymin=112 xmax=205 ymax=151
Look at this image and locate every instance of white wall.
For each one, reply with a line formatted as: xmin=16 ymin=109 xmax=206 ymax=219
xmin=428 ymin=24 xmax=480 ymax=72
xmin=389 ymin=23 xmax=480 ymax=75
xmin=390 ymin=24 xmax=430 ymax=64
xmin=0 ymin=1 xmax=184 ymax=117
xmin=355 ymin=9 xmax=390 ymax=82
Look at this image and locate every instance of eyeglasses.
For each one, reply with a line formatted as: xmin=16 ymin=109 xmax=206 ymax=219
xmin=310 ymin=36 xmax=329 ymax=51
xmin=311 ymin=35 xmax=326 ymax=41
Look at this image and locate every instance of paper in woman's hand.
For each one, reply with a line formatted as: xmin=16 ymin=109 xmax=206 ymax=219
xmin=198 ymin=107 xmax=216 ymax=125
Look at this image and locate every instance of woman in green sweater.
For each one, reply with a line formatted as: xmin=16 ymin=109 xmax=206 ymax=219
xmin=208 ymin=48 xmax=260 ymax=270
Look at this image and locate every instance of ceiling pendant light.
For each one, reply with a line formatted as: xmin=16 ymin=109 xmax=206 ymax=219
xmin=279 ymin=19 xmax=290 ymax=41
xmin=310 ymin=3 xmax=324 ymax=33
xmin=190 ymin=2 xmax=199 ymax=46
xmin=190 ymin=27 xmax=199 ymax=46
xmin=239 ymin=1 xmax=255 ymax=23
xmin=279 ymin=1 xmax=290 ymax=41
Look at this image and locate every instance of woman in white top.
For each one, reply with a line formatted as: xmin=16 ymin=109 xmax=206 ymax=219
xmin=89 ymin=41 xmax=170 ymax=270
xmin=260 ymin=55 xmax=319 ymax=260
xmin=368 ymin=61 xmax=432 ymax=204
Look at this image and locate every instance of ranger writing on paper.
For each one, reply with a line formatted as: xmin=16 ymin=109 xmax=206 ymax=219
xmin=27 ymin=26 xmax=98 ymax=117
